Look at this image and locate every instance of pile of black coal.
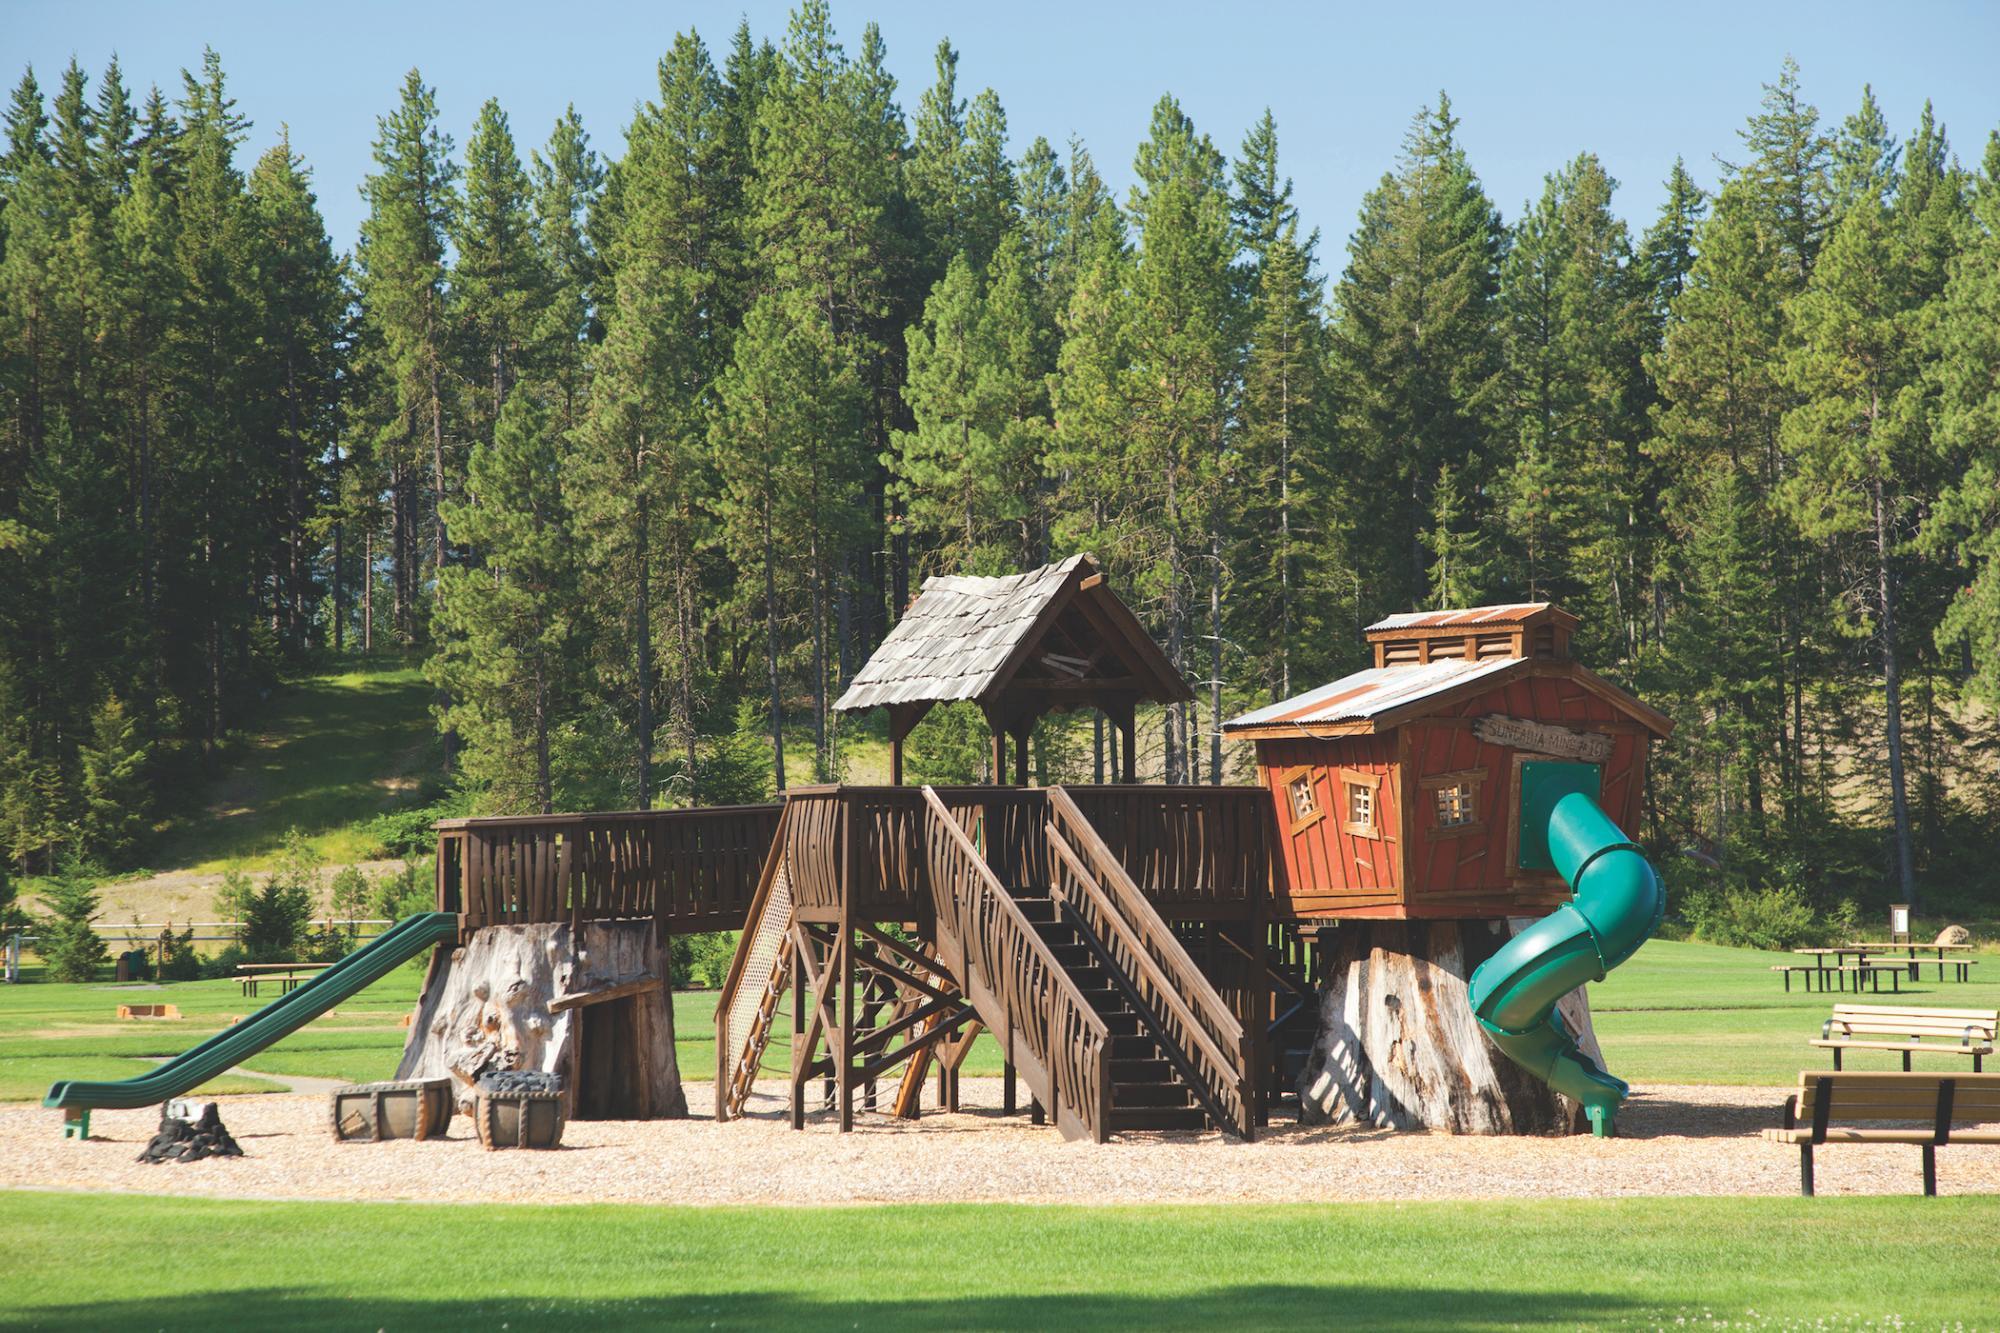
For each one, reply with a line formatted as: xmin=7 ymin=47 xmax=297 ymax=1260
xmin=476 ymin=1070 xmax=562 ymax=1095
xmin=136 ymin=1102 xmax=243 ymax=1164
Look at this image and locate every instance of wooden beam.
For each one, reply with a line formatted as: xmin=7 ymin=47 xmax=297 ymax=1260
xmin=548 ymin=976 xmax=664 ymax=1012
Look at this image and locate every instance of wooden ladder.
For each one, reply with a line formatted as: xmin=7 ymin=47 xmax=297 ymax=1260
xmin=715 ymin=812 xmax=796 ymax=1120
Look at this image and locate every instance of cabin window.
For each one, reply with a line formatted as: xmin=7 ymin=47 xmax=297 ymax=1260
xmin=1337 ymin=767 xmax=1383 ymax=839
xmin=1421 ymin=769 xmax=1487 ymax=840
xmin=1281 ymin=767 xmax=1323 ymax=833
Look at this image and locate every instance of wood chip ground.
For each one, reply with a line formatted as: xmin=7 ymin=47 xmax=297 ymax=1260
xmin=9 ymin=1079 xmax=1998 ymax=1205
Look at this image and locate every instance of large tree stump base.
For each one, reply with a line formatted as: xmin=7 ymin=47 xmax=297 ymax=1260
xmin=396 ymin=921 xmax=686 ymax=1121
xmin=1296 ymin=917 xmax=1605 ymax=1135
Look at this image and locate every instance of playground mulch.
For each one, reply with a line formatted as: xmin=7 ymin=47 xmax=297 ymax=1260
xmin=9 ymin=1079 xmax=1998 ymax=1204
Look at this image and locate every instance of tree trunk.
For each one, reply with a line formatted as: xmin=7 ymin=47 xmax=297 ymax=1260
xmin=397 ymin=920 xmax=687 ymax=1121
xmin=1295 ymin=918 xmax=1599 ymax=1135
xmin=1868 ymin=469 xmax=1916 ymax=910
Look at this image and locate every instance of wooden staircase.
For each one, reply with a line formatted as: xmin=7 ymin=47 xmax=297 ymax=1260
xmin=1004 ymin=887 xmax=1210 ymax=1131
xmin=718 ymin=785 xmax=1257 ymax=1141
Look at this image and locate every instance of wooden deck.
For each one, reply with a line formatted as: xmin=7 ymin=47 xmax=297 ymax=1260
xmin=436 ymin=784 xmax=1287 ymax=1143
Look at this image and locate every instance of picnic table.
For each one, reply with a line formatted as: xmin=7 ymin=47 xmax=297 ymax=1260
xmin=1775 ymin=947 xmax=1899 ymax=993
xmin=1846 ymin=941 xmax=1978 ymax=983
xmin=235 ymin=962 xmax=333 ymax=997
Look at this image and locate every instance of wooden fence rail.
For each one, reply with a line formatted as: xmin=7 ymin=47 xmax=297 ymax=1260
xmin=437 ymin=804 xmax=783 ymax=937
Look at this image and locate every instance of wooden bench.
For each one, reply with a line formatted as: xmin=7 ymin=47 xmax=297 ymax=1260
xmin=1765 ymin=1071 xmax=2000 ymax=1195
xmin=1809 ymin=1004 xmax=1996 ymax=1072
xmin=1771 ymin=963 xmax=1902 ymax=994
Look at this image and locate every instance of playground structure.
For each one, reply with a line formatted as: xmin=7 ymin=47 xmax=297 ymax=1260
xmin=44 ymin=559 xmax=1669 ymax=1142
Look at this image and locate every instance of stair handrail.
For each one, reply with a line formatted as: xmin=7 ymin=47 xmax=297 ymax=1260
xmin=1047 ymin=787 xmax=1250 ymax=1113
xmin=920 ymin=785 xmax=1111 ymax=1142
xmin=714 ymin=800 xmax=796 ymax=1119
xmin=1044 ymin=821 xmax=1251 ymax=1138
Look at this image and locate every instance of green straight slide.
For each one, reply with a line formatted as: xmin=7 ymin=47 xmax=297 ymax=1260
xmin=44 ymin=911 xmax=456 ymax=1126
xmin=1467 ymin=787 xmax=1663 ymax=1138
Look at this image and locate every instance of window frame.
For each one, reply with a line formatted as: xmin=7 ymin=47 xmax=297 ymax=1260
xmin=1337 ymin=766 xmax=1384 ymax=840
xmin=1280 ymin=766 xmax=1324 ymax=834
xmin=1420 ymin=768 xmax=1488 ymax=840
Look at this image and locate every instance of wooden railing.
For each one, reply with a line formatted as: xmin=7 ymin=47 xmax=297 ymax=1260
xmin=921 ymin=786 xmax=1111 ymax=1142
xmin=1060 ymin=785 xmax=1273 ymax=917
xmin=780 ymin=786 xmax=927 ymax=923
xmin=1047 ymin=787 xmax=1253 ymax=1138
xmin=439 ymin=804 xmax=783 ymax=936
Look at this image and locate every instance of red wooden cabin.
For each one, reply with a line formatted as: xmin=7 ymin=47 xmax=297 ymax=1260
xmin=1223 ymin=604 xmax=1672 ymax=921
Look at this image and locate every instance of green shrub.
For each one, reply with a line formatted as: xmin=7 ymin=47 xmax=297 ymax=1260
xmin=1682 ymin=882 xmax=1822 ymax=951
xmin=200 ymin=943 xmax=248 ymax=981
xmin=37 ymin=861 xmax=111 ymax=983
xmin=302 ymin=924 xmax=353 ymax=964
xmin=234 ymin=830 xmax=321 ymax=963
xmin=156 ymin=926 xmax=202 ymax=981
xmin=329 ymin=864 xmax=370 ymax=922
xmin=670 ymin=931 xmax=740 ymax=989
xmin=358 ymin=795 xmax=471 ymax=860
xmin=369 ymin=858 xmax=434 ymax=922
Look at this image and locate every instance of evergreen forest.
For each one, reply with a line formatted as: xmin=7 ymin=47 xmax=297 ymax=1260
xmin=5 ymin=6 xmax=2000 ymax=930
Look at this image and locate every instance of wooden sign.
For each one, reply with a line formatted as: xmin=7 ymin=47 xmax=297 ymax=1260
xmin=1471 ymin=713 xmax=1614 ymax=764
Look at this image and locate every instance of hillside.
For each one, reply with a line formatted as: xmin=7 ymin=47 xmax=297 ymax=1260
xmin=89 ymin=660 xmax=438 ymax=924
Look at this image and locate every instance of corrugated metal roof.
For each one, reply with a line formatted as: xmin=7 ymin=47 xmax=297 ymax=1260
xmin=833 ymin=555 xmax=1090 ymax=712
xmin=1364 ymin=603 xmax=1553 ymax=633
xmin=1223 ymin=657 xmax=1521 ymax=731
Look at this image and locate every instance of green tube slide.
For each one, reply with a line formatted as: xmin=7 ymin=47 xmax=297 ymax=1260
xmin=44 ymin=911 xmax=457 ymax=1131
xmin=1467 ymin=783 xmax=1663 ymax=1138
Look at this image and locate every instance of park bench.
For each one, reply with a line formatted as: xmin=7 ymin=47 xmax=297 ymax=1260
xmin=1808 ymin=1004 xmax=1996 ymax=1072
xmin=1770 ymin=962 xmax=1901 ymax=994
xmin=1764 ymin=1070 xmax=2000 ymax=1195
xmin=236 ymin=962 xmax=331 ymax=997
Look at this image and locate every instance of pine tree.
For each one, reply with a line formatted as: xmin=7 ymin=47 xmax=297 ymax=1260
xmin=1122 ymin=95 xmax=1238 ymax=782
xmin=576 ymin=30 xmax=729 ymax=806
xmin=1493 ymin=153 xmax=1646 ymax=638
xmin=75 ymin=693 xmax=149 ymax=863
xmin=245 ymin=134 xmax=345 ymax=656
xmin=1329 ymin=93 xmax=1502 ymax=612
xmin=453 ymin=98 xmax=544 ymax=449
xmin=429 ymin=392 xmax=578 ymax=812
xmin=1230 ymin=111 xmax=1329 ymax=698
xmin=355 ymin=70 xmax=457 ymax=638
xmin=37 ymin=861 xmax=109 ymax=982
xmin=1927 ymin=134 xmax=2000 ymax=706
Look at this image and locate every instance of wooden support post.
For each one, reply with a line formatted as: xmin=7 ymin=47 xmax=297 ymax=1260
xmin=1003 ymin=1061 xmax=1017 ymax=1115
xmin=1119 ymin=705 xmax=1137 ymax=783
xmin=789 ymin=936 xmax=807 ymax=1131
xmin=1013 ymin=724 xmax=1030 ymax=787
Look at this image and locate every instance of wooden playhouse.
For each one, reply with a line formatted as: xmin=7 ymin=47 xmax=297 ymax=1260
xmin=1222 ymin=603 xmax=1672 ymax=922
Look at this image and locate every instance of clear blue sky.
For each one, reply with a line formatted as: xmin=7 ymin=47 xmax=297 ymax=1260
xmin=9 ymin=1 xmax=2000 ymax=259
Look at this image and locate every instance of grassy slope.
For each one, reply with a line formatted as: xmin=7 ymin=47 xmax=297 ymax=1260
xmin=1 ymin=1193 xmax=1994 ymax=1328
xmin=150 ymin=659 xmax=437 ymax=875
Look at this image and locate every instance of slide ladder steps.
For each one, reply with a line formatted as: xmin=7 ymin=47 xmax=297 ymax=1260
xmin=720 ymin=860 xmax=794 ymax=1119
xmin=1006 ymin=886 xmax=1209 ymax=1132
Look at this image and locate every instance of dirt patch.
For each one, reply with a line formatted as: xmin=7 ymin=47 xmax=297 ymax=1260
xmin=84 ymin=861 xmax=407 ymax=926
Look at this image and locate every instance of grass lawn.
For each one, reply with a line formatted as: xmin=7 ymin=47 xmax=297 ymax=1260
xmin=1591 ymin=936 xmax=2000 ymax=1084
xmin=4 ymin=933 xmax=1994 ymax=1102
xmin=0 ymin=1192 xmax=1993 ymax=1329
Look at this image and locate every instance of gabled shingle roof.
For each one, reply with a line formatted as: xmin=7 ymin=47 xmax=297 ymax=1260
xmin=839 ymin=554 xmax=1174 ymax=712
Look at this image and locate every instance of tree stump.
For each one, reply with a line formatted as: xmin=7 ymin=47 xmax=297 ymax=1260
xmin=396 ymin=921 xmax=686 ymax=1121
xmin=1295 ymin=917 xmax=1605 ymax=1135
